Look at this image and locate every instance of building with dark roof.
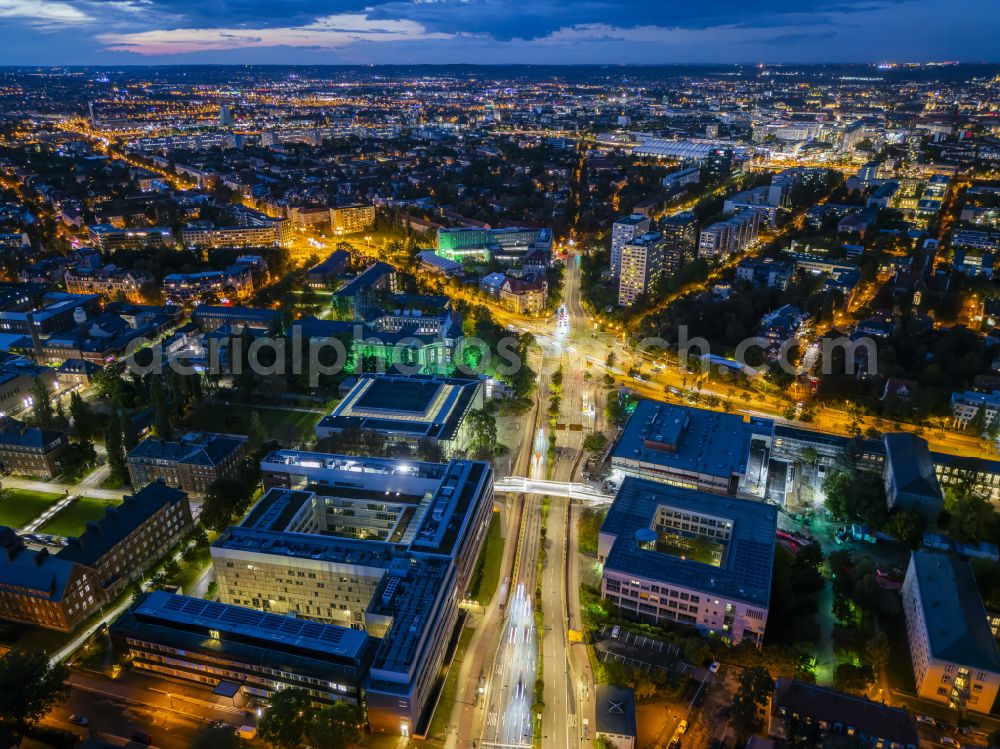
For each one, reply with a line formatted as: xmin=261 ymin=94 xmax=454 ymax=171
xmin=305 ymin=249 xmax=350 ymax=289
xmin=316 ymin=373 xmax=482 ymax=454
xmin=594 ymin=685 xmax=637 ymax=749
xmin=210 ymin=453 xmax=494 ymax=735
xmin=127 ymin=432 xmax=247 ymax=497
xmin=883 ymin=433 xmax=944 ymax=521
xmin=611 ymin=399 xmax=774 ymax=497
xmin=769 ymin=678 xmax=918 ymax=749
xmin=0 ymin=526 xmax=102 ymax=631
xmin=57 ymin=481 xmax=192 ymax=597
xmin=192 ymin=305 xmax=282 ymax=333
xmin=0 ymin=417 xmax=68 ymax=479
xmin=902 ymin=551 xmax=1000 ymax=713
xmin=598 ymin=477 xmax=777 ymax=645
xmin=110 ymin=590 xmax=374 ymax=708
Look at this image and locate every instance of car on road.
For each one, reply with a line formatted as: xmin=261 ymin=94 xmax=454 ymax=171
xmin=68 ymin=715 xmax=88 ymax=726
xmin=131 ymin=731 xmax=154 ymax=745
xmin=611 ymin=625 xmax=621 ymax=640
xmin=708 ymin=661 xmax=720 ymax=673
xmin=678 ymin=720 xmax=689 ymax=735
xmin=940 ymin=738 xmax=960 ymax=748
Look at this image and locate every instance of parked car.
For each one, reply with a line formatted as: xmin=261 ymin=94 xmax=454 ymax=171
xmin=611 ymin=625 xmax=621 ymax=640
xmin=677 ymin=720 xmax=689 ymax=735
xmin=940 ymin=737 xmax=960 ymax=748
xmin=916 ymin=715 xmax=936 ymax=727
xmin=708 ymin=661 xmax=720 ymax=673
xmin=68 ymin=715 xmax=88 ymax=726
xmin=131 ymin=731 xmax=154 ymax=745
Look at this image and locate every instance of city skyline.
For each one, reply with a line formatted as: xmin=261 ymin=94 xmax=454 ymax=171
xmin=0 ymin=0 xmax=997 ymax=65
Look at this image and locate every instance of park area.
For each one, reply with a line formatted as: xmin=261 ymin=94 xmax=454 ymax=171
xmin=0 ymin=488 xmax=64 ymax=530
xmin=38 ymin=496 xmax=122 ymax=538
xmin=184 ymin=402 xmax=323 ymax=444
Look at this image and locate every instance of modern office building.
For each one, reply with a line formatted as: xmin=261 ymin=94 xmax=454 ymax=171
xmin=609 ymin=214 xmax=651 ymax=277
xmin=127 ymin=432 xmax=247 ymax=496
xmin=611 ymin=399 xmax=774 ymax=497
xmin=882 ymin=433 xmax=944 ymax=521
xmin=436 ymin=226 xmax=552 ymax=265
xmin=210 ymin=454 xmax=494 ymax=735
xmin=902 ymin=551 xmax=1000 ymax=714
xmin=316 ymin=373 xmax=483 ymax=454
xmin=57 ymin=481 xmax=193 ymax=598
xmin=598 ymin=477 xmax=777 ymax=645
xmin=617 ymin=231 xmax=664 ymax=306
xmin=87 ymin=224 xmax=175 ymax=251
xmin=111 ymin=590 xmax=374 ymax=707
xmin=768 ymin=679 xmax=918 ymax=749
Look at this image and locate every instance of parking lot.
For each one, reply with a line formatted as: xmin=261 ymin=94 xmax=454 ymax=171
xmin=594 ymin=625 xmax=695 ymax=676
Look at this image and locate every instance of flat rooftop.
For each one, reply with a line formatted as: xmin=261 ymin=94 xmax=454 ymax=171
xmin=910 ymin=551 xmax=1000 ymax=673
xmin=601 ymin=477 xmax=777 ymax=607
xmin=612 ymin=400 xmax=773 ymax=482
xmin=318 ymin=373 xmax=479 ymax=442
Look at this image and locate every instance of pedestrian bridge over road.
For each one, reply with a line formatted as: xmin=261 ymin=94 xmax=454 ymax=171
xmin=494 ymin=476 xmax=614 ymax=503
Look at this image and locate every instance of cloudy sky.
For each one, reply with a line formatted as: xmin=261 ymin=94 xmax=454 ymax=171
xmin=0 ymin=0 xmax=996 ymax=65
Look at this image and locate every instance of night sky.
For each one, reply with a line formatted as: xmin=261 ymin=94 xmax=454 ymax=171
xmin=0 ymin=0 xmax=996 ymax=65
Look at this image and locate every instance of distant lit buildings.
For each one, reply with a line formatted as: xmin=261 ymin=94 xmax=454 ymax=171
xmin=698 ymin=211 xmax=760 ymax=259
xmin=661 ymin=211 xmax=699 ymax=278
xmin=64 ymin=266 xmax=152 ymax=304
xmin=0 ymin=417 xmax=68 ymax=479
xmin=436 ymin=226 xmax=552 ymax=265
xmin=330 ymin=204 xmax=376 ymax=235
xmin=480 ymin=272 xmax=547 ymax=314
xmin=88 ymin=224 xmax=175 ymax=252
xmin=609 ymin=214 xmax=650 ymax=277
xmin=617 ymin=231 xmax=664 ymax=306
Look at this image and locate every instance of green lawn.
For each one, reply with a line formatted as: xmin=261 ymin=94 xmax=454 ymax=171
xmin=0 ymin=488 xmax=64 ymax=530
xmin=184 ymin=403 xmax=322 ymax=444
xmin=39 ymin=496 xmax=122 ymax=538
xmin=468 ymin=511 xmax=504 ymax=605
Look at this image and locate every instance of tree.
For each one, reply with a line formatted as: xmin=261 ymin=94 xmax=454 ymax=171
xmin=886 ymin=509 xmax=926 ymax=548
xmin=119 ymin=406 xmax=139 ymax=451
xmin=189 ymin=723 xmax=243 ymax=749
xmin=683 ymin=637 xmax=710 ymax=667
xmin=583 ymin=432 xmax=608 ymax=454
xmin=834 ymin=662 xmax=875 ymax=695
xmin=944 ymin=487 xmax=995 ymax=543
xmin=467 ymin=407 xmax=498 ymax=458
xmin=257 ymin=687 xmax=312 ymax=748
xmin=201 ymin=477 xmax=254 ymax=532
xmin=304 ymin=702 xmax=362 ymax=749
xmin=69 ymin=392 xmax=94 ymax=440
xmin=730 ymin=666 xmax=773 ymax=740
xmin=103 ymin=417 xmax=130 ymax=488
xmin=247 ymin=411 xmax=267 ymax=449
xmin=865 ymin=632 xmax=891 ymax=679
xmin=151 ymin=375 xmax=172 ymax=440
xmin=822 ymin=469 xmax=889 ymax=529
xmin=31 ymin=377 xmax=54 ymax=428
xmin=0 ymin=649 xmax=70 ymax=733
